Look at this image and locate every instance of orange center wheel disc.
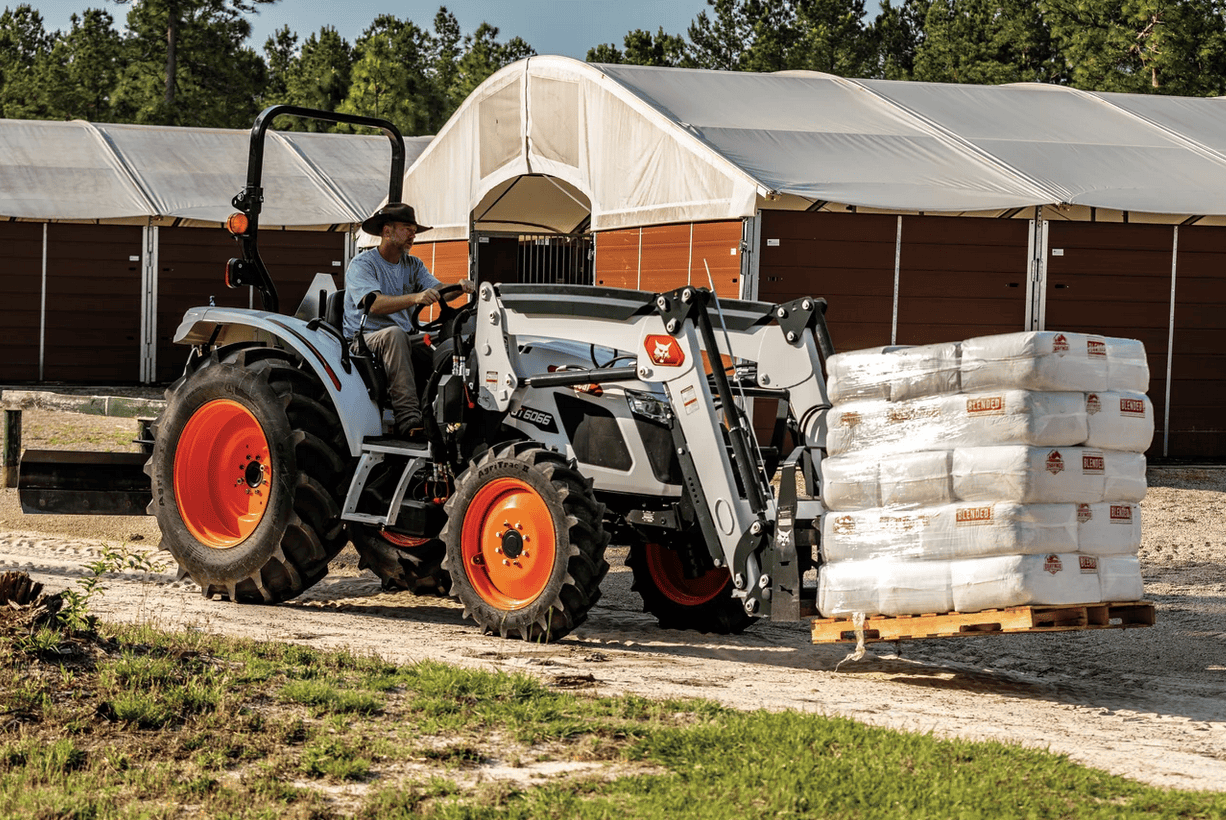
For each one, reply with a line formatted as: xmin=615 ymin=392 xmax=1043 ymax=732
xmin=460 ymin=477 xmax=557 ymax=611
xmin=644 ymin=542 xmax=728 ymax=607
xmin=174 ymin=399 xmax=272 ymax=549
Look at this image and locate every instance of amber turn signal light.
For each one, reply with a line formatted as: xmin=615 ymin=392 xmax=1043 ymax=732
xmin=226 ymin=212 xmax=249 ymax=235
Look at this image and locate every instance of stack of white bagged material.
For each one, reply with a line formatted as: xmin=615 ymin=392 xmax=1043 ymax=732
xmin=819 ymin=331 xmax=1150 ymax=618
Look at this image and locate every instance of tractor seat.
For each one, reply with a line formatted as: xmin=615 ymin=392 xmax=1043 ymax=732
xmin=325 ymin=288 xmax=346 ymax=332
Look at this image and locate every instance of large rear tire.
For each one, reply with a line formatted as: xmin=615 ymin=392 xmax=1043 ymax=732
xmin=146 ymin=345 xmax=349 ymax=603
xmin=627 ymin=537 xmax=756 ymax=634
xmin=349 ymin=526 xmax=450 ymax=596
xmin=441 ymin=443 xmax=609 ymax=641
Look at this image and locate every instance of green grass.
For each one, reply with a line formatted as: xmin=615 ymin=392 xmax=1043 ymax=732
xmin=0 ymin=619 xmax=1222 ymax=820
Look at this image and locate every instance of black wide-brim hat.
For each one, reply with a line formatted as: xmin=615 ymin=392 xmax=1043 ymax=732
xmin=361 ymin=202 xmax=432 ymax=236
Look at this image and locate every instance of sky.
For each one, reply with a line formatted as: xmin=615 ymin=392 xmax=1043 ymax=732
xmin=18 ymin=0 xmax=714 ymax=60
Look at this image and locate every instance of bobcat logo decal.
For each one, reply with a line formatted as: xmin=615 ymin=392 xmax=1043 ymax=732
xmin=644 ymin=335 xmax=685 ymax=367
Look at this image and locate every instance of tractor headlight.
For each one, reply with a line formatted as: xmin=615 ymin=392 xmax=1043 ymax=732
xmin=625 ymin=389 xmax=671 ymax=424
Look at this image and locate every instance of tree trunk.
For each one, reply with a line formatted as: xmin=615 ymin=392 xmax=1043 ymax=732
xmin=165 ymin=0 xmax=178 ymax=107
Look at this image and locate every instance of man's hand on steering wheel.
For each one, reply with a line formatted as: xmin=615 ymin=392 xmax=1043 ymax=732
xmin=409 ymin=281 xmax=471 ymax=334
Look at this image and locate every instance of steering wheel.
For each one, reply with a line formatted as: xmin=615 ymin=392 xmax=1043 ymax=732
xmin=408 ymin=282 xmax=469 ymax=335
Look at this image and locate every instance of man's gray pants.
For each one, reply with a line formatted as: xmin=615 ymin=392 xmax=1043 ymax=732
xmin=361 ymin=326 xmax=423 ymax=431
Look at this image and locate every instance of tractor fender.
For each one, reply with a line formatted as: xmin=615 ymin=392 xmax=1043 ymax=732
xmin=172 ymin=306 xmax=382 ymax=456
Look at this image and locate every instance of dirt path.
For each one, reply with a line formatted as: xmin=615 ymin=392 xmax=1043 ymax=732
xmin=1 ymin=466 xmax=1223 ymax=792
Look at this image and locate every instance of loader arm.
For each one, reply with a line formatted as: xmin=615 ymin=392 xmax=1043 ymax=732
xmin=472 ymin=283 xmax=832 ymax=618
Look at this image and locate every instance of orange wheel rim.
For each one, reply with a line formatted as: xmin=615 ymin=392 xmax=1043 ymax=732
xmin=174 ymin=399 xmax=272 ymax=549
xmin=644 ymin=542 xmax=728 ymax=606
xmin=381 ymin=531 xmax=431 ymax=549
xmin=460 ymin=477 xmax=556 ymax=611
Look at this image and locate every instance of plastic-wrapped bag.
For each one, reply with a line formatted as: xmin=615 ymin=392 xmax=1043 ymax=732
xmin=962 ymin=331 xmax=1109 ymax=392
xmin=951 ymin=552 xmax=1102 ymax=612
xmin=826 ymin=390 xmax=1088 ymax=457
xmin=1076 ymin=502 xmax=1142 ymax=555
xmin=1085 ymin=391 xmax=1154 ymax=452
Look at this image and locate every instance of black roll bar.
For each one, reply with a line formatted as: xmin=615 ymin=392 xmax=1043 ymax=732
xmin=228 ymin=105 xmax=407 ymax=314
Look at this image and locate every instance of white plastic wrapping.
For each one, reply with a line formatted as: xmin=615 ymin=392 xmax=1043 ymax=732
xmin=1104 ymin=450 xmax=1148 ymax=502
xmin=879 ymin=450 xmax=954 ymax=507
xmin=820 ymin=454 xmax=880 ymax=511
xmin=1085 ymin=391 xmax=1155 ymax=451
xmin=825 ymin=343 xmax=961 ymax=405
xmin=827 ymin=390 xmax=1089 ymax=457
xmin=1099 ymin=554 xmax=1146 ymax=601
xmin=1107 ymin=338 xmax=1150 ymax=392
xmin=823 ymin=502 xmax=1078 ymax=563
xmin=961 ymin=331 xmax=1109 ymax=393
xmin=950 ymin=552 xmax=1102 ymax=613
xmin=825 ymin=346 xmax=902 ymax=404
xmin=818 ymin=558 xmax=954 ymax=617
xmin=816 ymin=330 xmax=1149 ymax=619
xmin=954 ymin=446 xmax=1111 ymax=504
xmin=1076 ymin=502 xmax=1142 ymax=555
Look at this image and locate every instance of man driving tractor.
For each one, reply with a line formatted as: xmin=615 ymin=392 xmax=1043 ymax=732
xmin=343 ymin=202 xmax=475 ymax=439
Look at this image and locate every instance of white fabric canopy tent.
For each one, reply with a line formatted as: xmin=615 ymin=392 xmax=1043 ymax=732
xmin=0 ymin=118 xmax=431 ymax=228
xmin=400 ymin=56 xmax=1226 ymax=241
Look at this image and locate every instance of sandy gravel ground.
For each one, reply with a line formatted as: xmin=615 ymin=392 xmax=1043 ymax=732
xmin=1 ymin=411 xmax=1223 ymax=791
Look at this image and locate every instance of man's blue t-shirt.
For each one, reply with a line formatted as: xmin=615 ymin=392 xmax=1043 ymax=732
xmin=342 ymin=248 xmax=442 ymax=337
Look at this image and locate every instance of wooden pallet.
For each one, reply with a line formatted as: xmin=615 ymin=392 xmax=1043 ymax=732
xmin=810 ymin=601 xmax=1156 ymax=644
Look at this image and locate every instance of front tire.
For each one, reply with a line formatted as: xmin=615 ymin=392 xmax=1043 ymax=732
xmin=146 ymin=345 xmax=348 ymax=603
xmin=441 ymin=443 xmax=609 ymax=641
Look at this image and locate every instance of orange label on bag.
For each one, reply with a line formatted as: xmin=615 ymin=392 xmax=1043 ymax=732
xmin=1082 ymin=451 xmax=1105 ymax=475
xmin=1110 ymin=504 xmax=1133 ymax=524
xmin=1044 ymin=554 xmax=1063 ymax=575
xmin=1079 ymin=556 xmax=1099 ymax=574
xmin=839 ymin=412 xmax=862 ymax=427
xmin=967 ymin=396 xmax=1004 ymax=416
xmin=956 ymin=506 xmax=994 ymax=526
xmin=1053 ymin=334 xmax=1070 ymax=354
xmin=1120 ymin=397 xmax=1146 ymax=418
xmin=1087 ymin=338 xmax=1107 ymax=357
xmin=1077 ymin=503 xmax=1092 ymax=523
xmin=881 ymin=514 xmax=930 ymax=533
xmin=832 ymin=515 xmax=856 ymax=535
xmin=1045 ymin=450 xmax=1065 ymax=475
xmin=1086 ymin=393 xmax=1101 ymax=415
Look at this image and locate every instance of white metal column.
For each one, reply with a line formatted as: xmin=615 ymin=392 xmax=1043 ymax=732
xmin=139 ymin=225 xmax=160 ymax=384
xmin=1032 ymin=220 xmax=1051 ymax=330
xmin=742 ymin=213 xmax=761 ymax=302
xmin=890 ymin=215 xmax=902 ymax=344
xmin=1164 ymin=226 xmax=1179 ymax=458
xmin=38 ymin=223 xmax=48 ymax=381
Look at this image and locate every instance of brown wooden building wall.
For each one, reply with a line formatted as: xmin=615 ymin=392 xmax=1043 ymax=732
xmin=756 ymin=212 xmax=899 ymax=351
xmin=1046 ymin=222 xmax=1225 ymax=459
xmin=44 ymin=224 xmax=144 ymax=383
xmin=0 ymin=223 xmax=44 ymax=382
xmin=896 ymin=216 xmax=1030 ymax=344
xmin=155 ymin=228 xmax=346 ymax=382
xmin=1172 ymin=226 xmax=1226 ymax=458
xmin=594 ymin=221 xmax=742 ymax=299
